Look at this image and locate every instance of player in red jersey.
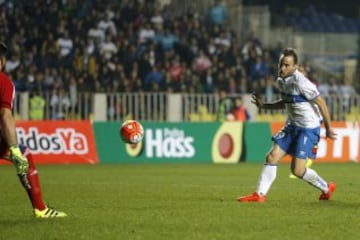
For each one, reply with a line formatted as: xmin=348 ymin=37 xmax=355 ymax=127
xmin=0 ymin=42 xmax=67 ymax=218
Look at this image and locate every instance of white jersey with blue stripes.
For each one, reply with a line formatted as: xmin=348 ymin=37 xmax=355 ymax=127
xmin=276 ymin=69 xmax=322 ymax=128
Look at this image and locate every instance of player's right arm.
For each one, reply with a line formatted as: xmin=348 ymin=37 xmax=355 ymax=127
xmin=251 ymin=92 xmax=286 ymax=109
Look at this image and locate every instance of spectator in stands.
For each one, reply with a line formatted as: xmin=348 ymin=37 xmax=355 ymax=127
xmin=30 ymin=71 xmax=47 ymax=93
xmin=168 ymin=56 xmax=184 ymax=81
xmin=264 ymin=74 xmax=275 ymax=102
xmin=328 ymin=77 xmax=340 ymax=96
xmin=231 ymin=97 xmax=250 ymax=121
xmin=29 ymin=90 xmax=46 ymax=120
xmin=306 ymin=70 xmax=319 ymax=86
xmin=138 ymin=21 xmax=156 ymax=44
xmin=248 ymin=55 xmax=270 ymax=81
xmin=163 ymin=71 xmax=176 ymax=92
xmin=242 ymin=37 xmax=262 ymax=62
xmin=40 ymin=33 xmax=58 ymax=68
xmin=208 ymin=0 xmax=228 ymax=26
xmin=214 ymin=31 xmax=231 ymax=48
xmin=188 ymin=74 xmax=204 ymax=93
xmin=97 ymin=13 xmax=117 ymax=37
xmin=339 ymin=76 xmax=357 ymax=113
xmin=88 ymin=21 xmax=105 ymax=45
xmin=157 ymin=28 xmax=179 ymax=52
xmin=100 ymin=33 xmax=118 ymax=60
xmin=137 ymin=52 xmax=153 ymax=81
xmin=144 ymin=65 xmax=164 ymax=91
xmin=11 ymin=69 xmax=28 ymax=93
xmin=56 ymin=30 xmax=73 ymax=59
xmin=193 ymin=50 xmax=212 ymax=72
xmin=270 ymin=41 xmax=283 ymax=61
xmin=98 ymin=64 xmax=114 ymax=91
xmin=5 ymin=52 xmax=20 ymax=73
xmin=151 ymin=7 xmax=164 ymax=30
xmin=216 ymin=89 xmax=233 ymax=122
xmin=216 ymin=71 xmax=230 ymax=92
xmin=207 ymin=37 xmax=218 ymax=56
xmin=202 ymin=68 xmax=215 ymax=93
xmin=227 ymin=73 xmax=237 ymax=94
xmin=318 ymin=78 xmax=330 ymax=96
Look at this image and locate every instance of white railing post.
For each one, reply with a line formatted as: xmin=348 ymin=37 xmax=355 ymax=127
xmin=167 ymin=93 xmax=182 ymax=122
xmin=93 ymin=93 xmax=107 ymax=121
xmin=19 ymin=92 xmax=29 ymax=120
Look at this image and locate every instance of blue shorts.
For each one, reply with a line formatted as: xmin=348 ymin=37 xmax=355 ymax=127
xmin=272 ymin=124 xmax=320 ymax=160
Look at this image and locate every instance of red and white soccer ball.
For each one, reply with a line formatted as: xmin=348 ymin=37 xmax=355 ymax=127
xmin=120 ymin=120 xmax=144 ymax=144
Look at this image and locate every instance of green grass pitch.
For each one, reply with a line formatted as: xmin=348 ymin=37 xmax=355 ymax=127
xmin=0 ymin=163 xmax=360 ymax=240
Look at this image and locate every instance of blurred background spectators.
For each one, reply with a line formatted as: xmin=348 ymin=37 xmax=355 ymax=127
xmin=1 ymin=0 xmax=359 ymax=121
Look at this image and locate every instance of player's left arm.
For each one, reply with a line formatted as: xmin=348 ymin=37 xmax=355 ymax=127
xmin=312 ymin=96 xmax=337 ymax=140
xmin=297 ymin=74 xmax=337 ymax=140
xmin=0 ymin=77 xmax=18 ymax=147
xmin=0 ymin=107 xmax=17 ymax=147
xmin=0 ymin=77 xmax=29 ymax=175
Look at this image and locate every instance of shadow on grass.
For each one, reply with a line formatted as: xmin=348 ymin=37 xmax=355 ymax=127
xmin=0 ymin=217 xmax=37 ymax=226
xmin=0 ymin=216 xmax=69 ymax=226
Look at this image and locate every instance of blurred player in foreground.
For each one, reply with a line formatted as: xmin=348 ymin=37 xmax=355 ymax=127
xmin=0 ymin=42 xmax=67 ymax=218
xmin=237 ymin=48 xmax=337 ymax=202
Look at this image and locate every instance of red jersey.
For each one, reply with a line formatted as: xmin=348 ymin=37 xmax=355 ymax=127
xmin=0 ymin=72 xmax=15 ymax=156
xmin=0 ymin=72 xmax=15 ymax=110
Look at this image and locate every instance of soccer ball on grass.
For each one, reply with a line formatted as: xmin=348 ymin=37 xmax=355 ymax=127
xmin=120 ymin=120 xmax=144 ymax=144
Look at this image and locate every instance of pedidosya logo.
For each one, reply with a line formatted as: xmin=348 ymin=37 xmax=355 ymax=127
xmin=16 ymin=127 xmax=89 ymax=154
xmin=126 ymin=128 xmax=195 ymax=158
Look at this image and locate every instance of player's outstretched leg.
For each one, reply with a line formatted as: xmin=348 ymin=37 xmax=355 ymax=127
xmin=18 ymin=145 xmax=67 ymax=218
xmin=300 ymin=167 xmax=336 ymax=201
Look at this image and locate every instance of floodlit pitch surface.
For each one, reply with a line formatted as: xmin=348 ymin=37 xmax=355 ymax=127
xmin=0 ymin=163 xmax=359 ymax=240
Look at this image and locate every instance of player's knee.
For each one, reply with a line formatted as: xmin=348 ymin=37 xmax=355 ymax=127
xmin=265 ymin=152 xmax=277 ymax=164
xmin=291 ymin=166 xmax=306 ymax=178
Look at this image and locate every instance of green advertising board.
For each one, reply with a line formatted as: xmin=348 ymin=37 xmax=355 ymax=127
xmin=94 ymin=122 xmax=219 ymax=163
xmin=94 ymin=122 xmax=251 ymax=163
xmin=243 ymin=122 xmax=272 ymax=163
xmin=93 ymin=122 xmax=271 ymax=164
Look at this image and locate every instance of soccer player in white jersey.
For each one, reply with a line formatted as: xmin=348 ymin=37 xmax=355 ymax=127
xmin=237 ymin=48 xmax=337 ymax=202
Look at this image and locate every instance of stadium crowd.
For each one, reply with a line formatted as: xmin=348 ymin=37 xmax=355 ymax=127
xmin=1 ymin=0 xmax=358 ymax=105
xmin=3 ymin=0 xmax=265 ymax=96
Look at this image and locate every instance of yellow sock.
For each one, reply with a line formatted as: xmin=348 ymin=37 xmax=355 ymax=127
xmin=306 ymin=159 xmax=313 ymax=168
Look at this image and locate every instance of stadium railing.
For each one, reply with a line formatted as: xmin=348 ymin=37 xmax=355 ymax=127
xmin=14 ymin=92 xmax=360 ymax=122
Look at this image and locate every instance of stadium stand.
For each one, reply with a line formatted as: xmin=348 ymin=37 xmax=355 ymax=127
xmin=1 ymin=0 xmax=359 ymax=121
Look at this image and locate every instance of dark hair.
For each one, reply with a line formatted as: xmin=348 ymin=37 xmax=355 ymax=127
xmin=281 ymin=48 xmax=298 ymax=64
xmin=0 ymin=42 xmax=7 ymax=57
